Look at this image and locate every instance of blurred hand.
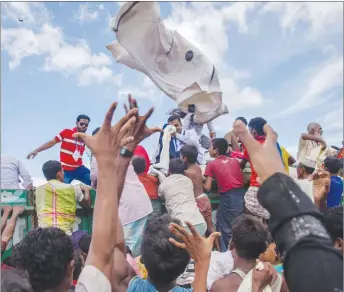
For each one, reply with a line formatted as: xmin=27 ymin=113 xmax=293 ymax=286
xmin=169 ymin=221 xmax=220 ymax=263
xmin=2 ymin=205 xmax=13 ymax=215
xmin=252 ymin=261 xmax=275 ymax=292
xmin=123 ymin=94 xmax=162 ymax=151
xmin=73 ymin=102 xmax=137 ymax=163
xmin=233 ymin=120 xmax=286 ymax=183
xmin=13 ymin=205 xmax=25 ymax=216
xmin=26 ymin=151 xmax=38 ymax=160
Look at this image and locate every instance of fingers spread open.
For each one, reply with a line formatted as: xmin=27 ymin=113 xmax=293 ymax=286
xmin=116 ymin=108 xmax=138 ymax=130
xmin=103 ymin=102 xmax=118 ymax=130
xmin=118 ymin=116 xmax=136 ymax=140
xmin=73 ymin=133 xmax=90 ymax=145
xmin=185 ymin=221 xmax=201 ymax=238
xmin=120 ymin=136 xmax=135 ymax=147
xmin=169 ymin=223 xmax=190 ymax=239
xmin=169 ymin=224 xmax=187 ymax=242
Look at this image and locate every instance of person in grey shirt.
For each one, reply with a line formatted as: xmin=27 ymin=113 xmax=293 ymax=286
xmin=158 ymin=158 xmax=206 ymax=236
xmin=1 ymin=155 xmax=33 ymax=190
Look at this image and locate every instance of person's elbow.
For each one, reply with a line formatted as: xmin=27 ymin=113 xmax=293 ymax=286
xmin=203 ymin=179 xmax=212 ymax=192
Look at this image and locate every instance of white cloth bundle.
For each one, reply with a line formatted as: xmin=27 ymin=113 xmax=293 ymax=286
xmin=107 ymin=2 xmax=228 ymax=124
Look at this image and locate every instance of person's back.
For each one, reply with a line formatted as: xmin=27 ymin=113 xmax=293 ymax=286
xmin=128 ymin=215 xmax=192 ymax=292
xmin=35 ymin=160 xmax=90 ymax=235
xmin=159 ymin=159 xmax=205 ymax=233
xmin=324 ymin=156 xmax=344 ymax=208
xmin=1 ymin=155 xmax=33 ymax=190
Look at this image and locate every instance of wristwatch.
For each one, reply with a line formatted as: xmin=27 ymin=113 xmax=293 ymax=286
xmin=119 ymin=147 xmax=134 ymax=158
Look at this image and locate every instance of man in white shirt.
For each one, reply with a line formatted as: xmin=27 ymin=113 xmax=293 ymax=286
xmin=294 ymin=158 xmax=316 ymax=203
xmin=158 ymin=158 xmax=206 ymax=235
xmin=1 ymin=155 xmax=33 ymax=190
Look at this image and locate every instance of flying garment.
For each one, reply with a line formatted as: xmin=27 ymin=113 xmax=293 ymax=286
xmin=106 ymin=2 xmax=228 ymax=124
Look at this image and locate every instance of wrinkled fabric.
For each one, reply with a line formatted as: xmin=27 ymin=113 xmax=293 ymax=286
xmin=107 ymin=2 xmax=228 ymax=124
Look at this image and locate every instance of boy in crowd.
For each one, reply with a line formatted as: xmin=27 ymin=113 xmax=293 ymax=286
xmin=35 ymin=160 xmax=91 ymax=235
xmin=132 ymin=156 xmax=162 ymax=219
xmin=204 ymin=138 xmax=245 ymax=252
xmin=324 ymin=156 xmax=344 ymax=208
xmin=180 ymin=145 xmax=216 ymax=236
xmin=159 ymin=159 xmax=206 ymax=235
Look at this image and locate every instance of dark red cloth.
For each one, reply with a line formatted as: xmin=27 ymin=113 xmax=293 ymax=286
xmin=134 ymin=145 xmax=150 ymax=174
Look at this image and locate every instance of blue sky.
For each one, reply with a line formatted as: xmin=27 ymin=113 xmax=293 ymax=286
xmin=1 ymin=2 xmax=343 ymax=186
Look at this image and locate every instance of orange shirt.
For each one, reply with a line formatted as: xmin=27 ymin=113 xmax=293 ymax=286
xmin=138 ymin=173 xmax=159 ymax=200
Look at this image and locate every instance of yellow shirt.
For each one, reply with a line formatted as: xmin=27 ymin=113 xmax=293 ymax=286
xmin=280 ymin=146 xmax=291 ymax=174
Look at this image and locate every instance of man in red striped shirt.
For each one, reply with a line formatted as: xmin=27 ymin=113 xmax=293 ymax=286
xmin=27 ymin=114 xmax=91 ymax=185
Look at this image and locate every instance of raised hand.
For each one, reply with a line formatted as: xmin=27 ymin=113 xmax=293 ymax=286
xmin=73 ymin=102 xmax=137 ymax=161
xmin=233 ymin=120 xmax=286 ymax=184
xmin=123 ymin=94 xmax=162 ymax=151
xmin=168 ymin=221 xmax=221 ymax=263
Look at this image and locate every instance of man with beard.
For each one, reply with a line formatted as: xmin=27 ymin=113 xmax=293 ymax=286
xmin=27 ymin=114 xmax=91 ymax=185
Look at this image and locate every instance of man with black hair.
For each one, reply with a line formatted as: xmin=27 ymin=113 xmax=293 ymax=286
xmin=35 ymin=160 xmax=91 ymax=235
xmin=128 ymin=215 xmax=191 ymax=291
xmin=159 ymin=159 xmax=206 ymax=235
xmin=324 ymin=156 xmax=343 ymax=208
xmin=211 ymin=214 xmax=287 ymax=292
xmin=181 ymin=145 xmax=216 ymax=238
xmin=18 ymin=227 xmax=75 ymax=292
xmin=1 ymin=269 xmax=32 ymax=292
xmin=132 ymin=156 xmax=162 ymax=219
xmin=324 ymin=206 xmax=343 ymax=254
xmin=204 ymin=138 xmax=245 ymax=251
xmin=27 ymin=114 xmax=92 ymax=185
xmin=155 ymin=115 xmax=183 ymax=164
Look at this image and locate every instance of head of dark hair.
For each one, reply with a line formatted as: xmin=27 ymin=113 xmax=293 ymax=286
xmin=73 ymin=249 xmax=84 ymax=281
xmin=236 ymin=117 xmax=248 ymax=126
xmin=324 ymin=206 xmax=343 ymax=242
xmin=180 ymin=145 xmax=198 ymax=164
xmin=248 ymin=117 xmax=267 ymax=136
xmin=18 ymin=227 xmax=74 ymax=292
xmin=298 ymin=163 xmax=315 ymax=175
xmin=92 ymin=127 xmax=100 ymax=136
xmin=168 ymin=115 xmax=181 ymax=124
xmin=141 ymin=215 xmax=190 ymax=285
xmin=76 ymin=114 xmax=90 ymax=123
xmin=212 ymin=138 xmax=228 ymax=155
xmin=324 ymin=156 xmax=341 ymax=174
xmin=78 ymin=234 xmax=91 ymax=254
xmin=42 ymin=160 xmax=62 ymax=181
xmin=232 ymin=214 xmax=268 ymax=260
xmin=1 ymin=269 xmax=32 ymax=292
xmin=169 ymin=158 xmax=186 ymax=175
xmin=132 ymin=156 xmax=147 ymax=174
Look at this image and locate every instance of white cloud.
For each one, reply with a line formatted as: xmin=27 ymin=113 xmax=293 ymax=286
xmin=74 ymin=3 xmax=104 ymax=23
xmin=279 ymin=55 xmax=343 ymax=116
xmin=1 ymin=22 xmax=119 ymax=86
xmin=261 ymin=2 xmax=343 ymax=40
xmin=1 ymin=2 xmax=52 ymax=25
xmin=78 ymin=67 xmax=122 ymax=86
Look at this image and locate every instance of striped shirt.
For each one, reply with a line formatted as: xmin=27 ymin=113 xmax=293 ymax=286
xmin=54 ymin=127 xmax=85 ymax=171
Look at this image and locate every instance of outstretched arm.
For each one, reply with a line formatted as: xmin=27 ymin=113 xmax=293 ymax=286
xmin=27 ymin=139 xmax=58 ymax=159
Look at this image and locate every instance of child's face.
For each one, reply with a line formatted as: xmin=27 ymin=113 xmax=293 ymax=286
xmin=259 ymin=242 xmax=277 ymax=264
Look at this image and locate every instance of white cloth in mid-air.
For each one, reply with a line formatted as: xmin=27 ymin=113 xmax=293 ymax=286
xmin=106 ymin=2 xmax=228 ymax=124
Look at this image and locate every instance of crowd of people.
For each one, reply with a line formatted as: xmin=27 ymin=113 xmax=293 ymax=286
xmin=1 ymin=94 xmax=343 ymax=292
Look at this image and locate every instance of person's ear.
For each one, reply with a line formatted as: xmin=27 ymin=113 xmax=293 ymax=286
xmin=334 ymin=238 xmax=343 ymax=253
xmin=68 ymin=259 xmax=75 ymax=275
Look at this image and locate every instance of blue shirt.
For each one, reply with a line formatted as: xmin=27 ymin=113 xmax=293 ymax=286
xmin=327 ymin=176 xmax=343 ymax=208
xmin=128 ymin=277 xmax=192 ymax=292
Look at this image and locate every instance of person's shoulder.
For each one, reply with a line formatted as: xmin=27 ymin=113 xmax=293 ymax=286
xmin=211 ymin=274 xmax=241 ymax=292
xmin=128 ymin=276 xmax=149 ymax=291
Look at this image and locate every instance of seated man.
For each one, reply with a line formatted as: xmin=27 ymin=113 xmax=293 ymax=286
xmin=18 ymin=227 xmax=75 ymax=292
xmin=128 ymin=215 xmax=192 ymax=291
xmin=35 ymin=160 xmax=91 ymax=235
xmin=159 ymin=159 xmax=206 ymax=235
xmin=132 ymin=156 xmax=162 ymax=219
xmin=210 ymin=214 xmax=288 ymax=292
